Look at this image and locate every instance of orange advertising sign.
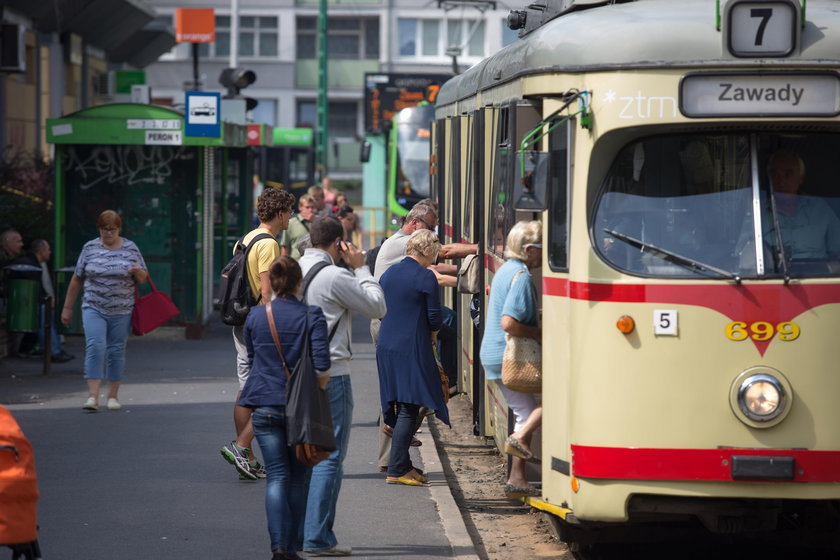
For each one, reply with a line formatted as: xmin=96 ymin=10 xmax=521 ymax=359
xmin=175 ymin=9 xmax=215 ymax=43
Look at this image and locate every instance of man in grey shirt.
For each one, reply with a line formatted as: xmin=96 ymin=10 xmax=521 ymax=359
xmin=299 ymin=217 xmax=387 ymax=556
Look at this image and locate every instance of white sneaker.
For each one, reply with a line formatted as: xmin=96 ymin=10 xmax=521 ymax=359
xmin=107 ymin=398 xmax=122 ymax=411
xmin=83 ymin=397 xmax=98 ymax=411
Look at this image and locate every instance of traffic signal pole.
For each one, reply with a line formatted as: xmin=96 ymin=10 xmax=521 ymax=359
xmin=317 ymin=0 xmax=329 ymax=177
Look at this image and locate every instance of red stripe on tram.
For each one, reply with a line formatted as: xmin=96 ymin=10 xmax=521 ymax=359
xmin=571 ymin=445 xmax=840 ymax=483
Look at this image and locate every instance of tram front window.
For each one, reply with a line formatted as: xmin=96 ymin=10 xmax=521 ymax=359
xmin=594 ymin=133 xmax=840 ymax=279
xmin=396 ymin=123 xmax=431 ymax=199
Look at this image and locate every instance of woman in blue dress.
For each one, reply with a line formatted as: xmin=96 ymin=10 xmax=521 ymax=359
xmin=239 ymin=256 xmax=331 ymax=560
xmin=479 ymin=220 xmax=543 ymax=499
xmin=377 ymin=229 xmax=450 ymax=486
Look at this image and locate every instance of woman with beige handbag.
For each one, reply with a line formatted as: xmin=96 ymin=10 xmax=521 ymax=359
xmin=478 ymin=220 xmax=543 ymax=500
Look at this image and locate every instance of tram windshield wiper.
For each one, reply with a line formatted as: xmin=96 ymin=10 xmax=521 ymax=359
xmin=603 ymin=229 xmax=741 ymax=282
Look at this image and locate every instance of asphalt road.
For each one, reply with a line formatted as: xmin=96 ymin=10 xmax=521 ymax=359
xmin=1 ymin=313 xmax=477 ymax=560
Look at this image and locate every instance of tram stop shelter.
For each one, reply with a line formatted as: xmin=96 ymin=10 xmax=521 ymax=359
xmin=47 ymin=103 xmax=260 ymax=338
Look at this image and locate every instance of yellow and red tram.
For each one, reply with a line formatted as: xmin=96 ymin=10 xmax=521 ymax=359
xmin=433 ymin=0 xmax=840 ymax=551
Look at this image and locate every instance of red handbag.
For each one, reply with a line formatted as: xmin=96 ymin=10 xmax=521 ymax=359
xmin=131 ymin=276 xmax=180 ymax=336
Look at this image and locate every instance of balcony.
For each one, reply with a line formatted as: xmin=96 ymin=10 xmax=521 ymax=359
xmin=296 ymin=59 xmax=380 ymax=90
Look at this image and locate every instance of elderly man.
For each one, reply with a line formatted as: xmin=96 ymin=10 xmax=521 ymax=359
xmin=0 ymin=228 xmax=23 ymax=266
xmin=766 ymin=149 xmax=840 ymax=260
xmin=15 ymin=240 xmax=74 ymax=362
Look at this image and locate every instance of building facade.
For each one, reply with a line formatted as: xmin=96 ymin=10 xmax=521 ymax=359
xmin=144 ymin=0 xmax=518 ymax=179
xmin=0 ymin=1 xmax=175 ymax=158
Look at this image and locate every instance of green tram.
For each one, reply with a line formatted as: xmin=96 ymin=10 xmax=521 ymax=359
xmin=386 ymin=104 xmax=436 ymax=229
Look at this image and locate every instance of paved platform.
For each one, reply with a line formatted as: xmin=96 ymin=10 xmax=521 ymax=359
xmin=0 ymin=313 xmax=478 ymax=560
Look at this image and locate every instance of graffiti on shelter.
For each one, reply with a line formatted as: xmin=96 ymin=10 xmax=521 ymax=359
xmin=65 ymin=145 xmax=192 ymax=190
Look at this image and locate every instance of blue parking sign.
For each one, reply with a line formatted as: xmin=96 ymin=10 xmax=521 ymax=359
xmin=185 ymin=92 xmax=221 ymax=137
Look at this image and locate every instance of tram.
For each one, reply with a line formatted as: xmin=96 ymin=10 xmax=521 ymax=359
xmin=386 ymin=104 xmax=436 ymax=228
xmin=433 ymin=0 xmax=840 ymax=551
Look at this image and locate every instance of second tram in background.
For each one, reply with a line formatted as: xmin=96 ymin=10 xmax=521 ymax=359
xmin=386 ymin=104 xmax=436 ymax=230
xmin=433 ymin=0 xmax=840 ymax=554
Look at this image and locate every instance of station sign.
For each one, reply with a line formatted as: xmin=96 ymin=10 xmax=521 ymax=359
xmin=680 ymin=72 xmax=840 ymax=118
xmin=185 ymin=91 xmax=221 ymax=137
xmin=364 ymin=73 xmax=451 ymax=134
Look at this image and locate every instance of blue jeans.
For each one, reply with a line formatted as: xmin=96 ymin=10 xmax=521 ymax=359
xmin=252 ymin=406 xmax=311 ymax=554
xmin=304 ymin=375 xmax=353 ymax=552
xmin=82 ymin=308 xmax=132 ymax=381
xmin=387 ymin=402 xmax=420 ymax=477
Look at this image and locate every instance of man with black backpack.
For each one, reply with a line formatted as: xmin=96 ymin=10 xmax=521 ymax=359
xmin=220 ymin=187 xmax=295 ymax=481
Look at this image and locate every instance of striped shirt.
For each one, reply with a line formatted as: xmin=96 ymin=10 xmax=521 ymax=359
xmin=73 ymin=238 xmax=147 ymax=315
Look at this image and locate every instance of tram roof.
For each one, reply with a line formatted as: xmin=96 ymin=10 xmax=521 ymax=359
xmin=437 ymin=0 xmax=840 ymax=106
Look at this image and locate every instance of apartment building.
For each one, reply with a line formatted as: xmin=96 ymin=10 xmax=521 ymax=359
xmin=144 ymin=0 xmax=518 ymax=179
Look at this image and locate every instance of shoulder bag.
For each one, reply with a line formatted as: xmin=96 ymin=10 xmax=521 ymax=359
xmin=500 ymin=269 xmax=542 ymax=394
xmin=456 ymin=253 xmax=481 ymax=294
xmin=266 ymin=304 xmax=336 ymax=467
xmin=131 ymin=275 xmax=180 ymax=336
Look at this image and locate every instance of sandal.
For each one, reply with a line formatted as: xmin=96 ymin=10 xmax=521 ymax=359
xmin=386 ymin=468 xmax=429 ymax=486
xmin=503 ymin=483 xmax=540 ymax=499
xmin=504 ymin=436 xmax=532 ymax=460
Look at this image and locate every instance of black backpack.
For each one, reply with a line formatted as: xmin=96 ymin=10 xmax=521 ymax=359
xmin=218 ymin=232 xmax=274 ymax=326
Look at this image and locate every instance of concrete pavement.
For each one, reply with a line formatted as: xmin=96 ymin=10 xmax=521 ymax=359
xmin=0 ymin=313 xmax=479 ymax=560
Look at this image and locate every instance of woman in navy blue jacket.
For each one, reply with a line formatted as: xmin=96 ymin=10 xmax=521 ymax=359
xmin=240 ymin=256 xmax=330 ymax=560
xmin=377 ymin=229 xmax=450 ymax=487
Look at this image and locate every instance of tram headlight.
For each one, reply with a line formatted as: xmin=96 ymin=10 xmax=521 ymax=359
xmin=737 ymin=374 xmax=786 ymax=422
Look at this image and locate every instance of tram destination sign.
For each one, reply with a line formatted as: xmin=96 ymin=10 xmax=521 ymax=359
xmin=680 ymin=72 xmax=840 ymax=117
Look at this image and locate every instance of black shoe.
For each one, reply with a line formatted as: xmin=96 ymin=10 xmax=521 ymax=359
xmin=51 ymin=350 xmax=74 ymax=363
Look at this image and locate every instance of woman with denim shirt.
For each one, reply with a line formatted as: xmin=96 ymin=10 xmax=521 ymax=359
xmin=239 ymin=256 xmax=330 ymax=560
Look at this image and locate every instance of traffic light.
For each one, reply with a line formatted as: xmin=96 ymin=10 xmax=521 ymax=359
xmin=219 ymin=67 xmax=258 ymax=111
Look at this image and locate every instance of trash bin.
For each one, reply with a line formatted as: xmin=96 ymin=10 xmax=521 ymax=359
xmin=4 ymin=265 xmax=42 ymax=333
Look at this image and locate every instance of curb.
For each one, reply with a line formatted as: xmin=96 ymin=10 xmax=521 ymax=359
xmin=417 ymin=423 xmax=482 ymax=560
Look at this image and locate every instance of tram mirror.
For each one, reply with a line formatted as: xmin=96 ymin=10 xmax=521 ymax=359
xmin=514 ymin=151 xmax=548 ymax=211
xmin=360 ymin=141 xmax=371 ymax=163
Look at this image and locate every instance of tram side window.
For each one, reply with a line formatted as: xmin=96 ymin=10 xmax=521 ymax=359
xmin=489 ymin=106 xmax=513 ymax=255
xmin=548 ymin=121 xmax=569 ymax=271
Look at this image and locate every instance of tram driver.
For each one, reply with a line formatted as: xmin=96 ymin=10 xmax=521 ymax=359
xmin=764 ymin=150 xmax=840 ymax=265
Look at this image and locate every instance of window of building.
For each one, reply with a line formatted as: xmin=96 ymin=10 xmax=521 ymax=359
xmin=296 ymin=17 xmax=379 ymax=60
xmin=398 ymin=18 xmax=485 ymax=59
xmin=198 ymin=15 xmax=278 ymax=59
xmin=297 ymin=100 xmax=358 ymax=137
xmin=251 ymin=99 xmax=276 ymax=126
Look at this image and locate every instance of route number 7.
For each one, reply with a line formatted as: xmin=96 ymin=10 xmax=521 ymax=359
xmin=728 ymin=1 xmax=796 ymax=57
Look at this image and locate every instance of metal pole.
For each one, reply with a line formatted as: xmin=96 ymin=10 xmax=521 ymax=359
xmin=317 ymin=0 xmax=329 ymax=177
xmin=192 ymin=43 xmax=200 ymax=90
xmin=230 ymin=0 xmax=239 ymax=68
